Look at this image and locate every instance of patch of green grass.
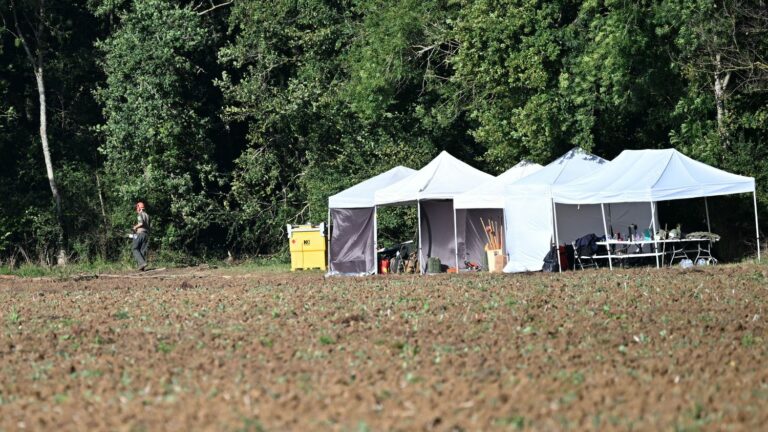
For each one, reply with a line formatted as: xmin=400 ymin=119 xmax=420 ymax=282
xmin=0 ymin=261 xmax=128 ymax=278
xmin=7 ymin=306 xmax=20 ymax=325
xmin=0 ymin=256 xmax=292 ymax=279
xmin=319 ymin=335 xmax=335 ymax=345
xmin=741 ymin=332 xmax=755 ymax=347
xmin=675 ymin=401 xmax=717 ymax=431
xmin=113 ymin=310 xmax=130 ymax=320
xmin=259 ymin=337 xmax=273 ymax=348
xmin=403 ymin=371 xmax=421 ymax=384
xmin=214 ymin=256 xmax=290 ymax=274
xmin=495 ymin=414 xmax=526 ymax=429
xmin=235 ymin=416 xmax=266 ymax=432
xmin=156 ymin=340 xmax=174 ymax=354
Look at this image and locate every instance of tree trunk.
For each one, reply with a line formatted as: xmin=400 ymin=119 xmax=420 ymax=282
xmin=95 ymin=172 xmax=109 ymax=260
xmin=7 ymin=0 xmax=66 ymax=265
xmin=714 ymin=53 xmax=731 ymax=149
xmin=34 ymin=67 xmax=66 ymax=266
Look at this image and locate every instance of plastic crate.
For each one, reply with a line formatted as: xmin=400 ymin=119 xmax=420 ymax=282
xmin=287 ymin=223 xmax=326 ymax=271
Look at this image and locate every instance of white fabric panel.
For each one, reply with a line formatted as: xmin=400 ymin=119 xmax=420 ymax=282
xmin=375 ymin=151 xmax=493 ymax=205
xmin=454 ymin=160 xmax=543 ymax=209
xmin=329 ymin=166 xmax=415 ymax=208
xmin=503 ymin=185 xmax=554 ymax=273
xmin=553 ymin=149 xmax=755 ymax=204
xmin=503 ymin=148 xmax=609 ymax=273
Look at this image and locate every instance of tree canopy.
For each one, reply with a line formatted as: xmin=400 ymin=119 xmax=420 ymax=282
xmin=1 ymin=0 xmax=766 ymax=264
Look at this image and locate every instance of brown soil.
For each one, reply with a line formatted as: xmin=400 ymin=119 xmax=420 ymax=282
xmin=1 ymin=264 xmax=767 ymax=431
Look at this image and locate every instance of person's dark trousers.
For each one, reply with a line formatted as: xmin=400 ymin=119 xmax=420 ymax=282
xmin=132 ymin=232 xmax=149 ymax=270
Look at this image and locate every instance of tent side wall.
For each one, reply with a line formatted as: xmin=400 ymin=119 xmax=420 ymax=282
xmin=419 ymin=200 xmax=458 ymax=272
xmin=504 ymin=190 xmax=554 ymax=273
xmin=554 ymin=202 xmax=657 ymax=245
xmin=329 ymin=208 xmax=376 ymax=275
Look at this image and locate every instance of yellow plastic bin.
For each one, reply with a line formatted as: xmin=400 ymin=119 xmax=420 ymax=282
xmin=287 ymin=223 xmax=326 ymax=271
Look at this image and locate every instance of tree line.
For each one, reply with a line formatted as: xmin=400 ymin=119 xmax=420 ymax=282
xmin=1 ymin=0 xmax=766 ymax=265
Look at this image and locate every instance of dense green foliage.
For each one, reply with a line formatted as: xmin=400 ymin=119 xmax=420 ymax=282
xmin=0 ymin=0 xmax=766 ymax=264
xmin=95 ymin=0 xmax=222 ymax=253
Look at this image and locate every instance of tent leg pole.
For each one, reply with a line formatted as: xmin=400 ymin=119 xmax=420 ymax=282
xmin=374 ymin=206 xmax=378 ymax=275
xmin=418 ymin=200 xmax=423 ymax=274
xmin=651 ymin=201 xmax=659 ymax=268
xmin=552 ymin=199 xmax=562 ymax=273
xmin=453 ymin=202 xmax=459 ymax=273
xmin=754 ymin=192 xmax=761 ymax=261
xmin=704 ymin=197 xmax=711 ymax=233
xmin=601 ymin=203 xmax=612 ymax=270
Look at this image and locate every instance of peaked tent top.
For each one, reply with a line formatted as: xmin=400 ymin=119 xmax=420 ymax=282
xmin=374 ymin=151 xmax=494 ymax=205
xmin=329 ymin=166 xmax=416 ymax=208
xmin=512 ymin=147 xmax=607 ymax=187
xmin=553 ymin=149 xmax=755 ymax=204
xmin=454 ymin=160 xmax=544 ymax=209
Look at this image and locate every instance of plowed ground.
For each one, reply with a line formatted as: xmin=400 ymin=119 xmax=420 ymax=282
xmin=1 ymin=264 xmax=767 ymax=431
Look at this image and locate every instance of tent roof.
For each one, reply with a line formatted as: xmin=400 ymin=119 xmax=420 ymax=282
xmin=374 ymin=151 xmax=493 ymax=205
xmin=328 ymin=166 xmax=416 ymax=208
xmin=553 ymin=149 xmax=755 ymax=204
xmin=512 ymin=147 xmax=607 ymax=186
xmin=454 ymin=160 xmax=543 ymax=209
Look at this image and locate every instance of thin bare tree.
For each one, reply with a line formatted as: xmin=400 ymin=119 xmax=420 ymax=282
xmin=1 ymin=0 xmax=67 ymax=265
xmin=680 ymin=1 xmax=768 ymax=148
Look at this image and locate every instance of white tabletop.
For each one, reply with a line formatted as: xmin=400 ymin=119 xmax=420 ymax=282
xmin=596 ymin=238 xmax=714 ymax=246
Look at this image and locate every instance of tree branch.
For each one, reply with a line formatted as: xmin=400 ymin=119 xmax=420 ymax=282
xmin=196 ymin=0 xmax=233 ymax=16
xmin=10 ymin=0 xmax=38 ymax=69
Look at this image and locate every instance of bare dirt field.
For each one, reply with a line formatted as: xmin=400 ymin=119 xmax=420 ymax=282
xmin=1 ymin=263 xmax=767 ymax=431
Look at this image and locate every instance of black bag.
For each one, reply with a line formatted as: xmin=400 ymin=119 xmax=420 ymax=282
xmin=542 ymin=246 xmax=559 ymax=272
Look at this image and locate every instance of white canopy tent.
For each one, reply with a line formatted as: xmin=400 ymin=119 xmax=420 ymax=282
xmin=375 ymin=151 xmax=494 ymax=273
xmin=327 ymin=166 xmax=415 ymax=275
xmin=503 ymin=148 xmax=654 ymax=273
xmin=454 ymin=160 xmax=544 ymax=209
xmin=552 ymin=148 xmax=760 ymax=265
xmin=453 ymin=160 xmax=543 ymax=270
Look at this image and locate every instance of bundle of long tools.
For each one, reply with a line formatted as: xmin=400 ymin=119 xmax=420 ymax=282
xmin=481 ymin=218 xmax=503 ymax=250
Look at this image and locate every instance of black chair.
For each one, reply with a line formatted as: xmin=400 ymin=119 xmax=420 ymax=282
xmin=572 ymin=233 xmax=601 ymax=270
xmin=572 ymin=242 xmax=598 ymax=269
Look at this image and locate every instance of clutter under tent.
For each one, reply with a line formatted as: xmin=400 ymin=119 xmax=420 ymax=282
xmin=453 ymin=160 xmax=543 ymax=271
xmin=327 ymin=166 xmax=415 ymax=275
xmin=551 ymin=148 xmax=760 ymax=269
xmin=375 ymin=151 xmax=494 ymax=273
xmin=503 ymin=148 xmax=656 ymax=273
xmin=326 ymin=148 xmax=760 ymax=276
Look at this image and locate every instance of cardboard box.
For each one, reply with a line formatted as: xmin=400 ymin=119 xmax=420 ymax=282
xmin=486 ymin=249 xmax=505 ymax=273
xmin=494 ymin=254 xmax=508 ymax=272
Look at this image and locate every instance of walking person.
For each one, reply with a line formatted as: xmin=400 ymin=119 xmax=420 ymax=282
xmin=132 ymin=201 xmax=150 ymax=271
